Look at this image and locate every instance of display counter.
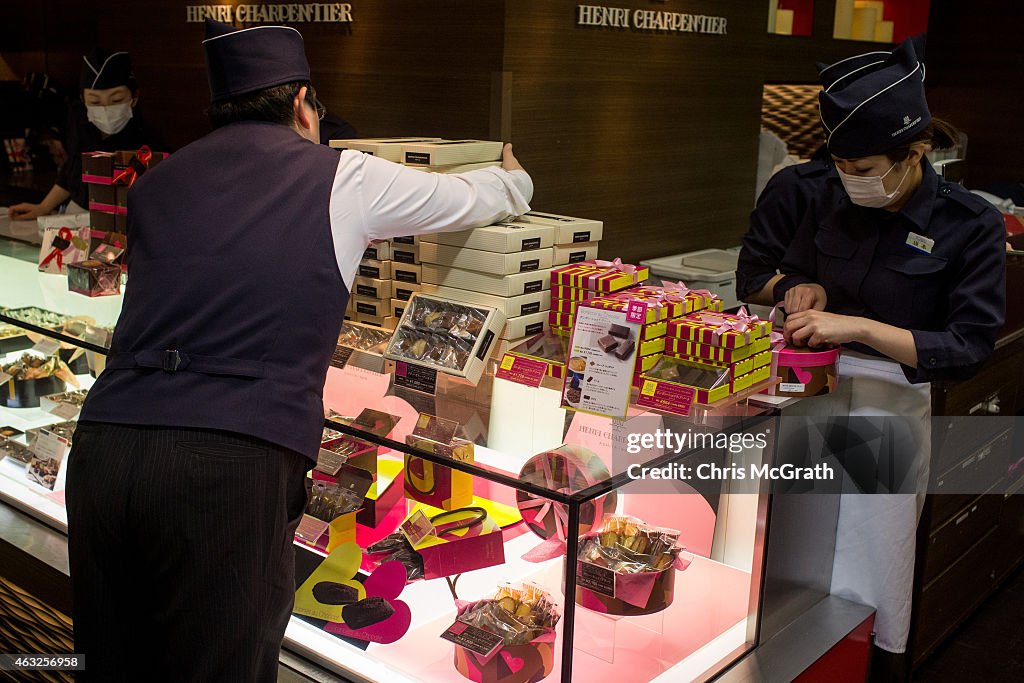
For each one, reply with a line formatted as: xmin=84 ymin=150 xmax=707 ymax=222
xmin=0 ymin=250 xmax=873 ymax=682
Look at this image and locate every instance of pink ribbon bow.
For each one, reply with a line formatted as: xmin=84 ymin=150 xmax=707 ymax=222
xmin=585 ymin=257 xmax=637 ymax=276
xmin=518 ymin=451 xmax=602 ymax=563
xmin=661 ymin=280 xmax=717 ymax=301
xmin=697 ymin=306 xmax=761 ymax=345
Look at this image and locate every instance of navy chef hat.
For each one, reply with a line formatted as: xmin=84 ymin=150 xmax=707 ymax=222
xmin=202 ymin=18 xmax=311 ymax=102
xmin=818 ymin=37 xmax=931 ymax=158
xmin=80 ymin=48 xmax=136 ymax=92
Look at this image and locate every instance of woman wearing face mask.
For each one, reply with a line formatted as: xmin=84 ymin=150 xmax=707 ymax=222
xmin=8 ymin=49 xmax=164 ymax=220
xmin=766 ymin=38 xmax=1005 ymax=679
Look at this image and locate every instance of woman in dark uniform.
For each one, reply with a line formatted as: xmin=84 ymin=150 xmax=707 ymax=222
xmin=768 ymin=37 xmax=1005 ymax=676
xmin=7 ymin=48 xmax=163 ymax=219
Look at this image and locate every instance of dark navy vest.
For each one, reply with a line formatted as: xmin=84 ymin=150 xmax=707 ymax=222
xmin=81 ymin=121 xmax=348 ymax=459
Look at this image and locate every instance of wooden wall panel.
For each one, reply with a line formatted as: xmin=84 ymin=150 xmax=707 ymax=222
xmin=2 ymin=0 xmax=1019 ymax=260
xmin=88 ymin=1 xmax=505 ymax=149
xmin=503 ymin=1 xmax=771 ymax=262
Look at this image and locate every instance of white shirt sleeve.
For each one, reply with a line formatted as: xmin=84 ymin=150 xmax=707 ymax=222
xmin=328 ymin=150 xmax=534 ymax=290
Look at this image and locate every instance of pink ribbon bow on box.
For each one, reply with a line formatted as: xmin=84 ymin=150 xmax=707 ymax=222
xmin=585 ymin=257 xmax=637 ymax=276
xmin=518 ymin=452 xmax=602 ymax=563
xmin=578 ymin=258 xmax=639 ymax=290
xmin=661 ymin=280 xmax=717 ymax=302
xmin=697 ymin=306 xmax=761 ymax=345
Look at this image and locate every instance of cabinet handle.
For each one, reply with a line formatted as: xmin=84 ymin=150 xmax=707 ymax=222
xmin=969 ymin=394 xmax=1001 ymax=415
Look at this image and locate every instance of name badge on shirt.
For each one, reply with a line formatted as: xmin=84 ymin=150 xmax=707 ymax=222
xmin=905 ymin=232 xmax=935 ymax=254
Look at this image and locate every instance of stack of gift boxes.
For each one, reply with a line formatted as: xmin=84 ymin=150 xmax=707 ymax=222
xmin=585 ymin=284 xmax=723 ymax=388
xmin=337 ymin=138 xmax=505 ymax=330
xmin=72 ymin=148 xmax=167 ymax=296
xmin=421 ymin=211 xmax=605 ymax=356
xmin=331 ymin=137 xmax=605 ymax=350
xmin=349 ymin=236 xmax=424 ymax=329
xmin=659 ymin=308 xmax=773 ymax=401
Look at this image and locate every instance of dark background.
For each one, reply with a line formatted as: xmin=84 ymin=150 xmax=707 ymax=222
xmin=2 ymin=0 xmax=1020 ymax=263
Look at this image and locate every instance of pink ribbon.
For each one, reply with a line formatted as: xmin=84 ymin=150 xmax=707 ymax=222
xmin=519 ymin=450 xmax=602 ymax=563
xmin=579 ymin=258 xmax=639 ymax=290
xmin=696 ymin=306 xmax=761 ymax=345
xmin=661 ymin=280 xmax=718 ymax=303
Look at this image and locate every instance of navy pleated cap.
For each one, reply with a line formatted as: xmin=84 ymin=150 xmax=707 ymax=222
xmin=202 ymin=19 xmax=311 ymax=102
xmin=818 ymin=37 xmax=931 ymax=158
xmin=80 ymin=49 xmax=135 ymax=91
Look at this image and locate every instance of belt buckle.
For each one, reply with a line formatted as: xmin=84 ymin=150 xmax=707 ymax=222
xmin=163 ymin=348 xmax=181 ymax=372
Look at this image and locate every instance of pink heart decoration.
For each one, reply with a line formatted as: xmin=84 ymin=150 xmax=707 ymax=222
xmin=362 ymin=560 xmax=406 ymax=600
xmin=500 ymin=651 xmax=526 ymax=674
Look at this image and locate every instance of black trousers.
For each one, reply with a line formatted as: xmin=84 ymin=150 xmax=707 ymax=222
xmin=66 ymin=422 xmax=308 ymax=682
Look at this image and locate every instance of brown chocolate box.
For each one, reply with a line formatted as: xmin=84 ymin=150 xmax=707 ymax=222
xmin=81 ymin=150 xmax=168 ymax=179
xmin=88 ymin=183 xmax=129 ymax=208
xmin=89 ymin=210 xmax=127 ymax=231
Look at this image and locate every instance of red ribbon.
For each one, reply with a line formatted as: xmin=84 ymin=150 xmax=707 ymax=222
xmin=39 ymin=227 xmax=73 ymax=270
xmin=111 ymin=145 xmax=153 ymax=187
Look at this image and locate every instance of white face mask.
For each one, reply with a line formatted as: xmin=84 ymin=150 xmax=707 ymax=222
xmin=87 ymin=102 xmax=133 ymax=136
xmin=837 ymin=161 xmax=912 ymax=208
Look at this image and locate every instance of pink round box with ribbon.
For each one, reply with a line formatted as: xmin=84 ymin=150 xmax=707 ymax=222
xmin=769 ymin=345 xmax=840 ymax=397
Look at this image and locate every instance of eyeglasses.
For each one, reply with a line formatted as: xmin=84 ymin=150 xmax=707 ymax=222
xmin=303 ymin=88 xmax=326 ymax=121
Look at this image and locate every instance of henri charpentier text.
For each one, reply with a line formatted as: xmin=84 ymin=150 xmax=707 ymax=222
xmin=186 ymin=3 xmax=353 ymax=24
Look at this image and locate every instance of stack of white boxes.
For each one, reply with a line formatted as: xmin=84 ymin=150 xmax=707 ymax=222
xmin=334 ymin=138 xmax=505 ymax=329
xmin=332 ymin=138 xmax=604 ymax=347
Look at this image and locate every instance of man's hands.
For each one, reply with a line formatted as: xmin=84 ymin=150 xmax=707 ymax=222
xmin=501 ymin=143 xmax=524 ymax=173
xmin=784 ymin=283 xmax=827 ymax=314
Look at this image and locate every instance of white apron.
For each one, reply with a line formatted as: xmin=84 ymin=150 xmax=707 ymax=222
xmin=782 ymin=351 xmax=930 ymax=653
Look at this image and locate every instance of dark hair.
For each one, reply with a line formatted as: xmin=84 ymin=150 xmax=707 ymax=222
xmin=886 ymin=118 xmax=960 ymax=162
xmin=207 ymin=81 xmax=311 ymax=129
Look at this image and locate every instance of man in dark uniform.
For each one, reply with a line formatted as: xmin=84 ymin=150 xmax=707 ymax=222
xmin=67 ymin=20 xmax=532 ymax=681
xmin=7 ymin=49 xmax=163 ymax=219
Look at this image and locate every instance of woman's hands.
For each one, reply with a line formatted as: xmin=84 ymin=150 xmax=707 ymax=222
xmin=784 ymin=310 xmax=865 ymax=347
xmin=784 ymin=283 xmax=827 ymax=314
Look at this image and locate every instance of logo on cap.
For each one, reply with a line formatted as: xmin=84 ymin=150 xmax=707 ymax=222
xmin=903 ymin=115 xmax=912 ymax=125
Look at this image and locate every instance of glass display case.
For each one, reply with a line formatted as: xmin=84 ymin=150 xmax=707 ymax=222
xmin=0 ymin=251 xmax=778 ymax=682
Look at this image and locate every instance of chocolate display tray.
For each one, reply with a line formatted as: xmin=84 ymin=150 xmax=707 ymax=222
xmin=384 ymin=294 xmax=506 ymax=385
xmin=0 ymin=376 xmax=67 ymax=409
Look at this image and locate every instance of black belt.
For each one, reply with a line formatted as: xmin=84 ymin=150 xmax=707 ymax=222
xmin=106 ymin=349 xmax=266 ymax=378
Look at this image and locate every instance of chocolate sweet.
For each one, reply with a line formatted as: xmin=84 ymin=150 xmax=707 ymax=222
xmin=312 ymin=581 xmax=360 ymax=605
xmin=597 ymin=335 xmax=619 ymax=353
xmin=608 ymin=324 xmax=630 ymax=339
xmin=342 ymin=596 xmax=395 ymax=629
xmin=613 ymin=339 xmax=635 ymax=360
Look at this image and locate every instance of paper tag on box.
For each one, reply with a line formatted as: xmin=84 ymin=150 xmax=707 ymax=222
xmin=48 ymin=402 xmax=81 ymax=420
xmin=625 ymin=300 xmax=648 ymax=325
xmin=330 ymin=345 xmax=354 ymax=370
xmin=32 ymin=338 xmax=62 ymax=356
xmin=400 ymin=509 xmax=436 ymax=545
xmin=441 ymin=620 xmax=504 ymax=658
xmin=33 ymin=429 xmax=69 ymax=462
xmin=495 ymin=354 xmax=547 ymax=388
xmin=316 ymin=447 xmax=349 ymax=476
xmin=779 ymin=382 xmax=805 ymax=393
xmin=577 ymin=559 xmax=617 ymax=597
xmin=636 ymin=379 xmax=694 ymax=417
xmin=83 ymin=325 xmax=112 ymax=347
xmin=295 ymin=514 xmax=330 ymax=544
